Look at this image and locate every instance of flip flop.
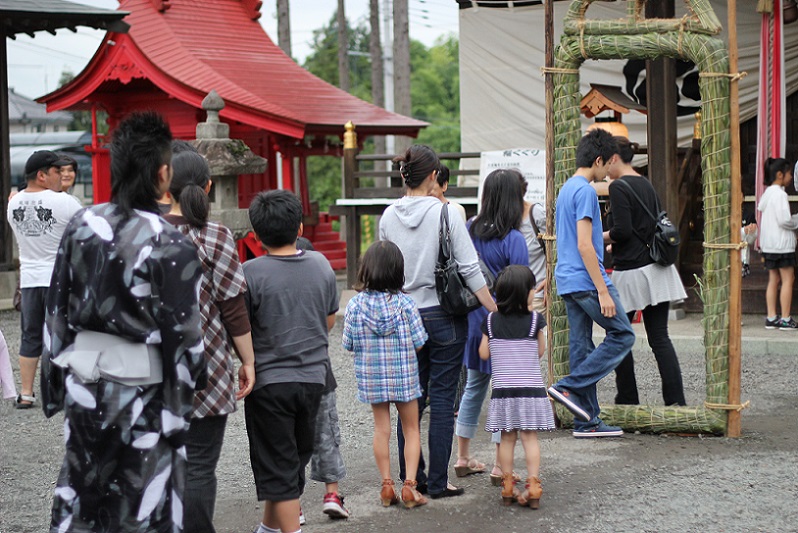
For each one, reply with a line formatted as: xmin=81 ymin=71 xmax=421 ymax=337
xmin=15 ymin=394 xmax=35 ymax=410
xmin=454 ymin=457 xmax=486 ymax=477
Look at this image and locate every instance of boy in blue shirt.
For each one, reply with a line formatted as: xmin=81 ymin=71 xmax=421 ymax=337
xmin=547 ymin=129 xmax=635 ymax=438
xmin=243 ymin=191 xmax=339 ymax=533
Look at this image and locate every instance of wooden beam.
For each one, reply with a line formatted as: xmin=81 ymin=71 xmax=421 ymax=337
xmin=0 ymin=29 xmax=13 ymax=268
xmin=726 ymin=0 xmax=743 ymax=438
xmin=544 ymin=0 xmax=555 ymax=388
xmin=645 ymin=1 xmax=679 ymax=253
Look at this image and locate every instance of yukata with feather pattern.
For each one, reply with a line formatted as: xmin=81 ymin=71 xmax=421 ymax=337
xmin=41 ymin=203 xmax=206 ymax=533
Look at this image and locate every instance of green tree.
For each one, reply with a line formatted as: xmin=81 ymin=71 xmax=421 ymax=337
xmin=301 ymin=21 xmax=460 ymax=212
xmin=58 ymin=70 xmax=108 ymax=134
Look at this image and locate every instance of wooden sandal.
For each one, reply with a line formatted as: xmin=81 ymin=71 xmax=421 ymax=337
xmin=380 ymin=479 xmax=399 ymax=507
xmin=401 ymin=480 xmax=428 ymax=509
xmin=490 ymin=465 xmax=522 ymax=486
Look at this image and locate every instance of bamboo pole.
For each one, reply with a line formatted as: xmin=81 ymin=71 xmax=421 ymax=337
xmin=726 ymin=0 xmax=743 ymax=438
xmin=544 ymin=0 xmax=556 ymax=390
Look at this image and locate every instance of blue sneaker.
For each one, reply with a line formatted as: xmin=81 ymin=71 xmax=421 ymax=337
xmin=572 ymin=421 xmax=624 ymax=438
xmin=547 ymin=386 xmax=591 ymax=422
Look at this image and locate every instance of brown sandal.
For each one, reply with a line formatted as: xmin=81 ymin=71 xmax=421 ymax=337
xmin=454 ymin=456 xmax=486 ymax=477
xmin=500 ymin=472 xmax=520 ymax=506
xmin=401 ymin=480 xmax=428 ymax=509
xmin=517 ymin=476 xmax=543 ymax=509
xmin=380 ymin=479 xmax=399 ymax=507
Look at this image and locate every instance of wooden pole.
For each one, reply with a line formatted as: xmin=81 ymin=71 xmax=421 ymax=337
xmin=343 ymin=122 xmax=360 ymax=288
xmin=393 ymin=0 xmax=412 ymax=154
xmin=277 ymin=0 xmax=291 ymax=57
xmin=337 ymin=0 xmax=350 ymax=92
xmin=726 ymin=0 xmax=743 ymax=438
xmin=369 ymin=0 xmax=387 ymax=160
xmin=544 ymin=0 xmax=555 ymax=384
xmin=0 ymin=29 xmax=13 ymax=268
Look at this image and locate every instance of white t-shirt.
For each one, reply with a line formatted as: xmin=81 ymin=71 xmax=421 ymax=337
xmin=8 ymin=190 xmax=82 ymax=288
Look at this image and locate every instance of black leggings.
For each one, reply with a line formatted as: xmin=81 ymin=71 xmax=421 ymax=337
xmin=614 ymin=301 xmax=686 ymax=406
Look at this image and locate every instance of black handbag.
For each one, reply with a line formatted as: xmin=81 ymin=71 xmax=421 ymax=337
xmin=615 ymin=179 xmax=680 ymax=267
xmin=435 ymin=204 xmax=483 ymax=315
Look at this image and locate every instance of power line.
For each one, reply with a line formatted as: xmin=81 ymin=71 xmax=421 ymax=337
xmin=10 ymin=40 xmax=92 ymax=63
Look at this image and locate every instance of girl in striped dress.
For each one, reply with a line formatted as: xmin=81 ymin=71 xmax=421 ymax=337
xmin=479 ymin=265 xmax=555 ymax=509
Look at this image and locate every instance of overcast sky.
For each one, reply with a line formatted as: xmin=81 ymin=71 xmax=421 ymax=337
xmin=7 ymin=0 xmax=459 ymax=100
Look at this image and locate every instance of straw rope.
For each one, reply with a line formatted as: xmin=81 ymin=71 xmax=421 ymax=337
xmin=699 ymin=71 xmax=748 ymax=82
xmin=540 ymin=66 xmax=580 ymax=75
xmin=703 ymin=241 xmax=747 ymax=250
xmin=548 ymin=0 xmax=731 ymax=435
xmin=705 ymin=400 xmax=750 ymax=412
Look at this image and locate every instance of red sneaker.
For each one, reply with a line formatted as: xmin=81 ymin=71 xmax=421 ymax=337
xmin=322 ymin=492 xmax=350 ymax=519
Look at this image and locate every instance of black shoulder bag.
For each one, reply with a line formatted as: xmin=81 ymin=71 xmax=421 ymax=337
xmin=614 ymin=179 xmax=680 ymax=267
xmin=435 ymin=205 xmax=492 ymax=315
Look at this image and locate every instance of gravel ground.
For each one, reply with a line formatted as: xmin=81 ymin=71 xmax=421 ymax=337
xmin=1 ymin=309 xmax=797 ymax=533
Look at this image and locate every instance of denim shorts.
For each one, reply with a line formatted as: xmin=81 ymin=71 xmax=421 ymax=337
xmin=763 ymin=252 xmax=796 ymax=270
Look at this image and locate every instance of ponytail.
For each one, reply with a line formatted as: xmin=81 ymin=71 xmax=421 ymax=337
xmin=170 ymin=151 xmax=211 ymax=228
xmin=178 ymin=183 xmax=210 ymax=228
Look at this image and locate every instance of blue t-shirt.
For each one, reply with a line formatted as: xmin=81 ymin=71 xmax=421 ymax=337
xmin=554 ymin=175 xmax=613 ymax=295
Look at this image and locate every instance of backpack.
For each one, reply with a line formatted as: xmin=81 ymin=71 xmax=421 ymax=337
xmin=614 ymin=179 xmax=680 ymax=267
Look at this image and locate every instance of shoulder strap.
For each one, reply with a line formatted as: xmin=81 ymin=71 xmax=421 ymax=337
xmin=614 ymin=178 xmax=659 ymax=222
xmin=438 ymin=204 xmax=453 ymax=261
xmin=528 ymin=311 xmax=538 ymax=337
xmin=528 ymin=203 xmax=546 ymax=248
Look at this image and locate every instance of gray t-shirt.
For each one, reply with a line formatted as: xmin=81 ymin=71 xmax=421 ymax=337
xmin=520 ymin=203 xmax=546 ymax=299
xmin=243 ymin=250 xmax=339 ymax=389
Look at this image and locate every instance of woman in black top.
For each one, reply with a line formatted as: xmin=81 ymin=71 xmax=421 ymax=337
xmin=603 ymin=137 xmax=687 ymax=406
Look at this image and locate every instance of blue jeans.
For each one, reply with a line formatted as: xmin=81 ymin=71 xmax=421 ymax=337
xmin=556 ymin=286 xmax=635 ymax=430
xmin=455 ymin=369 xmax=501 ymax=444
xmin=398 ymin=306 xmax=467 ymax=494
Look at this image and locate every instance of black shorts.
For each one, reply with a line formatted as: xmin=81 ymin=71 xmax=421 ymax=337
xmin=244 ymin=382 xmax=324 ymax=502
xmin=763 ymin=252 xmax=796 ymax=270
xmin=20 ymin=286 xmax=48 ymax=357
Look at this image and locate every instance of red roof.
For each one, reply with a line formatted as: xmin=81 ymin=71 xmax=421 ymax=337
xmin=40 ymin=0 xmax=426 ymax=138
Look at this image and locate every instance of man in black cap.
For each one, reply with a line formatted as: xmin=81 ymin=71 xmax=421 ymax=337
xmin=7 ymin=150 xmax=82 ymax=409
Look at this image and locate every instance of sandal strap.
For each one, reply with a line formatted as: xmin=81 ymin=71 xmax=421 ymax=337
xmin=17 ymin=394 xmax=35 ymax=403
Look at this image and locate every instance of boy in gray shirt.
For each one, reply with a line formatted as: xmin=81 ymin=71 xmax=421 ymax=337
xmin=243 ymin=190 xmax=338 ymax=533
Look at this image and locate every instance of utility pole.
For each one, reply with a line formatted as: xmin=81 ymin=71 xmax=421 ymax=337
xmin=382 ymin=0 xmax=395 ymax=158
xmin=393 ymin=0 xmax=411 ymax=154
xmin=276 ymin=0 xmax=291 ymax=57
xmin=337 ymin=0 xmax=350 ymax=92
xmin=369 ymin=0 xmax=386 ymax=158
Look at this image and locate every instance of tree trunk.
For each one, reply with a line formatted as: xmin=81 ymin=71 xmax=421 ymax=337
xmin=369 ymin=0 xmax=386 ymax=156
xmin=277 ymin=0 xmax=291 ymax=57
xmin=337 ymin=0 xmax=350 ymax=92
xmin=393 ymin=0 xmax=411 ymax=154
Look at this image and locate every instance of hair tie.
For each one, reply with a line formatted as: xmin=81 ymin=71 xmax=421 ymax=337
xmin=400 ymin=162 xmax=413 ymax=182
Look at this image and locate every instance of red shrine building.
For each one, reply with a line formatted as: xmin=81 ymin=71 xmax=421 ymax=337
xmin=40 ymin=0 xmax=425 ymax=263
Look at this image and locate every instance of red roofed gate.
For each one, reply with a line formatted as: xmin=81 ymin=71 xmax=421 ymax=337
xmin=39 ymin=0 xmax=426 ymax=266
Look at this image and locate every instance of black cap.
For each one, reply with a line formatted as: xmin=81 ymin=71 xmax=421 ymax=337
xmin=24 ymin=150 xmax=70 ymax=177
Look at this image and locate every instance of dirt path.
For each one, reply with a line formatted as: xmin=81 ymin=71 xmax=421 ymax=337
xmin=2 ymin=312 xmax=796 ymax=532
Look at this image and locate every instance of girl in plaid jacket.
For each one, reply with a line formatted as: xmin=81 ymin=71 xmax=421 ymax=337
xmin=342 ymin=241 xmax=429 ymax=509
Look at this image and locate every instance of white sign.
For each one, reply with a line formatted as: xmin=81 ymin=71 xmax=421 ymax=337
xmin=478 ymin=149 xmax=546 ymax=205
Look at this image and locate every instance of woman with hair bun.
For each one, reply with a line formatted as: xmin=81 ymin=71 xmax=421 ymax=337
xmin=163 ymin=150 xmax=256 ymax=533
xmin=379 ymin=144 xmax=496 ymax=500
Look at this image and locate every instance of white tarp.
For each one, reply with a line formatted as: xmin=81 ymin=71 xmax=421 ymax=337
xmin=459 ymin=2 xmax=798 ymax=184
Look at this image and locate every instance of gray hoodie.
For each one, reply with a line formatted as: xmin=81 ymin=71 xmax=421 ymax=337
xmin=379 ymin=196 xmax=485 ymax=309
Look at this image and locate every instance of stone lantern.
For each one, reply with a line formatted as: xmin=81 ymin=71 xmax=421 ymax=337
xmin=192 ymin=90 xmax=268 ymax=238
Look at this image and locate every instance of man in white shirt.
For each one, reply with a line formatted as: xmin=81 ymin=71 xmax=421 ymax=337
xmin=8 ymin=151 xmax=82 ymax=409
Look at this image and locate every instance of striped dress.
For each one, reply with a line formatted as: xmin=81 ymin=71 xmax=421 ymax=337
xmin=485 ymin=311 xmax=555 ymax=433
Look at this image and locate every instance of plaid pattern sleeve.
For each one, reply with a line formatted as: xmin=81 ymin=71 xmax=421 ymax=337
xmin=181 ymin=221 xmax=248 ymax=417
xmin=402 ymin=294 xmax=428 ymax=350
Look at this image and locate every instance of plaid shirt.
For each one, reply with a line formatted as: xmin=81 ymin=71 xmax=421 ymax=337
xmin=167 ymin=217 xmax=248 ymax=417
xmin=342 ymin=291 xmax=427 ymax=403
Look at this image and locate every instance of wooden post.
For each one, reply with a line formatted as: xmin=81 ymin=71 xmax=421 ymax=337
xmin=726 ymin=0 xmax=743 ymax=438
xmin=0 ymin=29 xmax=12 ymax=268
xmin=343 ymin=122 xmax=361 ymax=288
xmin=544 ymin=0 xmax=555 ymax=384
xmin=645 ymin=1 xmax=679 ymax=237
xmin=277 ymin=0 xmax=291 ymax=57
xmin=337 ymin=0 xmax=350 ymax=93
